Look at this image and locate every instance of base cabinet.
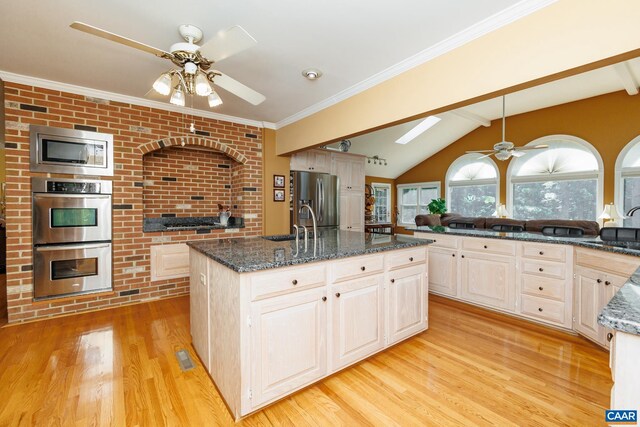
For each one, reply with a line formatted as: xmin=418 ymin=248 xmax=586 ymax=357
xmin=339 ymin=191 xmax=364 ymax=232
xmin=189 ymin=250 xmax=210 ymax=371
xmin=331 ymin=275 xmax=384 ymax=371
xmin=460 ymin=252 xmax=515 ymax=312
xmin=574 ymin=267 xmax=603 ymax=344
xmin=610 ymin=331 xmax=640 ymax=413
xmin=387 ymin=265 xmax=427 ymax=345
xmin=428 ymin=248 xmax=458 ymax=296
xmin=250 ymin=288 xmax=327 ymax=407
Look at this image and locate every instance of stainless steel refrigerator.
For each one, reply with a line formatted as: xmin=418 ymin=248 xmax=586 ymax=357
xmin=291 ymin=171 xmax=339 ymax=231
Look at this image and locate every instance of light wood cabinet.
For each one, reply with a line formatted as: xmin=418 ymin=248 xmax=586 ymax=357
xmin=290 ymin=149 xmax=331 ymax=173
xmin=386 ymin=264 xmax=427 ymax=345
xmin=250 ymin=288 xmax=327 ymax=407
xmin=460 ymin=251 xmax=516 ymax=312
xmin=609 ymin=331 xmax=640 ymax=413
xmin=330 ymin=275 xmax=384 ymax=371
xmin=428 ymin=247 xmax=458 ymax=297
xmin=189 ymin=250 xmax=210 ymax=372
xmin=331 ymin=154 xmax=365 ymax=191
xmin=150 ymin=243 xmax=190 ymax=281
xmin=339 ymin=191 xmax=364 ymax=231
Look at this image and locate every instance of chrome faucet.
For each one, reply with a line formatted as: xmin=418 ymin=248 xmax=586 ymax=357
xmin=298 ymin=204 xmax=318 ymax=252
xmin=627 ymin=206 xmax=640 ymax=217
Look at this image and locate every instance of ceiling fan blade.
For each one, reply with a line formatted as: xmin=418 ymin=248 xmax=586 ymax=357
xmin=70 ymin=22 xmax=170 ymax=57
xmin=477 ymin=153 xmax=495 ymax=159
xmin=511 ymin=150 xmax=527 ymax=157
xmin=515 ymin=144 xmax=549 ymax=151
xmin=199 ymin=25 xmax=257 ymax=62
xmin=213 ymin=71 xmax=265 ymax=105
xmin=465 ymin=149 xmax=496 ymax=153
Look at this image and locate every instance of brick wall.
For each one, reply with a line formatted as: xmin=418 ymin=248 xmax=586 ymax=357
xmin=3 ymin=82 xmax=263 ymax=323
xmin=143 ymin=147 xmax=232 ymax=217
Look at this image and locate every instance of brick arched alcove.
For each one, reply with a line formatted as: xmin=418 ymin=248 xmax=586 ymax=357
xmin=138 ymin=135 xmax=248 ymax=164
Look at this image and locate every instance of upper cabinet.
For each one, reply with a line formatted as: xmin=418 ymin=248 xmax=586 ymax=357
xmin=331 ymin=153 xmax=365 ymax=191
xmin=290 ymin=149 xmax=331 ymax=173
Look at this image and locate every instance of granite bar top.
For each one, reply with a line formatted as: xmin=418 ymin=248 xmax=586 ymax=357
xmin=143 ymin=216 xmax=245 ymax=232
xmin=599 ymin=268 xmax=640 ymax=335
xmin=187 ymin=229 xmax=433 ymax=273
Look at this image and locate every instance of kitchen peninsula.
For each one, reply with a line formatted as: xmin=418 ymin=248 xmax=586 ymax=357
xmin=187 ymin=230 xmax=432 ymax=420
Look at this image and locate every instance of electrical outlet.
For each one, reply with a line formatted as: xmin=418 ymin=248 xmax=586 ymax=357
xmin=200 ymin=273 xmax=206 ymax=285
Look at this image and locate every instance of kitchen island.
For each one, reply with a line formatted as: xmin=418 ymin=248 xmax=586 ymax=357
xmin=187 ymin=230 xmax=433 ymax=420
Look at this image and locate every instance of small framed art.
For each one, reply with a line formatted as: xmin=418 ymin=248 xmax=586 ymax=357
xmin=274 ymin=174 xmax=285 ymax=188
xmin=274 ymin=189 xmax=285 ymax=202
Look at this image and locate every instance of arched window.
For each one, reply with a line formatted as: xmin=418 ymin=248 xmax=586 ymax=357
xmin=507 ymin=135 xmax=603 ymax=221
xmin=446 ymin=153 xmax=499 ymax=217
xmin=615 ymin=136 xmax=640 ymax=227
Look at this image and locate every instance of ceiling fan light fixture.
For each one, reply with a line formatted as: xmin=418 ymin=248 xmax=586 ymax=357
xmin=169 ymin=86 xmax=185 ymax=107
xmin=153 ymin=72 xmax=173 ymax=96
xmin=302 ymin=68 xmax=322 ymax=80
xmin=495 ymin=151 xmax=511 ymax=161
xmin=208 ymin=91 xmax=223 ymax=108
xmin=195 ymin=72 xmax=213 ymax=96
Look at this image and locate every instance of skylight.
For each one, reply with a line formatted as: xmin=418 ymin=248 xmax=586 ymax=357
xmin=395 ymin=116 xmax=441 ymax=145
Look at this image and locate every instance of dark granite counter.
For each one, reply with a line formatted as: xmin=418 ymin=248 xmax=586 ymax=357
xmin=407 ymin=225 xmax=640 ymax=335
xmin=187 ymin=230 xmax=433 ymax=273
xmin=143 ymin=216 xmax=245 ymax=232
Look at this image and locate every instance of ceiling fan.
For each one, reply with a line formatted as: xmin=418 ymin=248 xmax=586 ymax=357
xmin=466 ymin=96 xmax=547 ymax=161
xmin=69 ymin=22 xmax=266 ymax=108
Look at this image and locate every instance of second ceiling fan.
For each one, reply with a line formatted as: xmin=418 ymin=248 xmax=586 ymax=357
xmin=467 ymin=96 xmax=547 ymax=161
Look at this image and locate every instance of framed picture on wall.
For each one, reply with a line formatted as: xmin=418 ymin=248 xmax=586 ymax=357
xmin=274 ymin=189 xmax=285 ymax=202
xmin=274 ymin=174 xmax=285 ymax=188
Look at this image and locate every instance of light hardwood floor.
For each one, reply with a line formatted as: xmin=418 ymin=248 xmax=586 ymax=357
xmin=0 ymin=294 xmax=612 ymax=426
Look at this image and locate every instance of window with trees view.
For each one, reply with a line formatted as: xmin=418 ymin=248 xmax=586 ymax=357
xmin=616 ymin=136 xmax=640 ymax=228
xmin=508 ymin=136 xmax=603 ymax=221
xmin=446 ymin=154 xmax=499 ymax=217
xmin=372 ymin=183 xmax=391 ymax=222
xmin=397 ymin=182 xmax=440 ymax=225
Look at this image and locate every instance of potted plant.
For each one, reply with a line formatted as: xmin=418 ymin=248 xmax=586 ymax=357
xmin=427 ymin=198 xmax=447 ymax=216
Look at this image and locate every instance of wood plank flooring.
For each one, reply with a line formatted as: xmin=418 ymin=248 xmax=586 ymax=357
xmin=0 ymin=295 xmax=612 ymax=426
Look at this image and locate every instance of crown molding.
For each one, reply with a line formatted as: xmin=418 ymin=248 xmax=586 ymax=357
xmin=0 ymin=70 xmax=276 ymax=130
xmin=275 ymin=0 xmax=557 ymax=129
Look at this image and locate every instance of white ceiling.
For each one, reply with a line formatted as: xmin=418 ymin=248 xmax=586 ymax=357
xmin=337 ymin=57 xmax=640 ymax=178
xmin=0 ymin=0 xmax=545 ymax=124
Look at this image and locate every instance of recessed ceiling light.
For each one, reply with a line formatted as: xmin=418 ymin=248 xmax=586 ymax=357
xmin=395 ymin=116 xmax=441 ymax=145
xmin=302 ymin=68 xmax=323 ymax=80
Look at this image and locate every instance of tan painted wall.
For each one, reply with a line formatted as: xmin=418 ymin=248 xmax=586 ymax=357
xmin=262 ymin=128 xmax=291 ymax=235
xmin=395 ymin=90 xmax=640 ymax=233
xmin=276 ymin=1 xmax=640 ymax=155
xmin=366 ymin=176 xmax=396 ymax=225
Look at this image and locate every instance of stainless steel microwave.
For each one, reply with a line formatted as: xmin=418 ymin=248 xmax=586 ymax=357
xmin=30 ymin=125 xmax=114 ymax=176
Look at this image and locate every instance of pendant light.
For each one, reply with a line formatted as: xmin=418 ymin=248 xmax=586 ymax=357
xmin=169 ymin=85 xmax=186 ymax=107
xmin=195 ymin=72 xmax=213 ymax=96
xmin=208 ymin=90 xmax=223 ymax=107
xmin=153 ymin=72 xmax=173 ymax=96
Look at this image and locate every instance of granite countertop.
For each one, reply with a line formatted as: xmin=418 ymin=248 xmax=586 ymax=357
xmin=407 ymin=225 xmax=640 ymax=335
xmin=143 ymin=216 xmax=245 ymax=232
xmin=187 ymin=229 xmax=433 ymax=273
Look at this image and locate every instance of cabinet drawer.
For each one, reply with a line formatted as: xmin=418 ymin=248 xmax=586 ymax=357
xmin=462 ymin=237 xmax=516 ymax=256
xmin=521 ymin=274 xmax=566 ymax=301
xmin=331 ymin=254 xmax=384 ymax=283
xmin=521 ymin=259 xmax=566 ymax=280
xmin=575 ymin=248 xmax=638 ymax=276
xmin=520 ymin=294 xmax=567 ymax=326
xmin=418 ymin=233 xmax=458 ymax=249
xmin=521 ymin=243 xmax=567 ymax=262
xmin=386 ymin=247 xmax=426 ymax=271
xmin=250 ymin=264 xmax=327 ymax=301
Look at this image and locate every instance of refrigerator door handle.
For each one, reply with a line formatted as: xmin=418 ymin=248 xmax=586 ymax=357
xmin=317 ymin=178 xmax=323 ymax=223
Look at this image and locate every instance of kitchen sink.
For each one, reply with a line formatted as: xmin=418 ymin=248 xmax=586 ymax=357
xmin=262 ymin=234 xmax=297 ymax=241
xmin=600 ymin=227 xmax=640 ymax=242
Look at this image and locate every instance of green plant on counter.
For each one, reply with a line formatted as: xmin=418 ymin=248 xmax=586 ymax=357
xmin=428 ymin=198 xmax=447 ymax=215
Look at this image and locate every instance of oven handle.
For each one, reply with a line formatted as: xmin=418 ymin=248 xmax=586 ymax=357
xmin=35 ymin=243 xmax=111 ymax=252
xmin=33 ymin=194 xmax=111 ymax=199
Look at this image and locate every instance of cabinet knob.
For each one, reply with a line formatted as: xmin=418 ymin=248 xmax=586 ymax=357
xmin=597 ymin=279 xmax=602 ymax=283
xmin=322 ymin=296 xmax=327 ymax=302
xmin=409 ymin=257 xmax=414 ymax=262
xmin=361 ymin=266 xmax=366 ymax=271
xmin=483 ymin=245 xmax=488 ymax=249
xmin=605 ymin=280 xmax=611 ymax=286
xmin=539 ymin=251 xmax=544 ymax=255
xmin=292 ymin=279 xmax=298 ymax=285
xmin=335 ymin=292 xmax=341 ymax=298
xmin=607 ymin=332 xmax=614 ymax=342
xmin=538 ymin=268 xmax=544 ymax=272
xmin=461 ymin=255 xmax=465 ymax=258
xmin=538 ymin=308 xmax=543 ymax=312
xmin=538 ymin=286 xmax=544 ymax=291
xmin=452 ymin=254 xmax=456 ymax=257
xmin=390 ymin=279 xmax=395 ymax=283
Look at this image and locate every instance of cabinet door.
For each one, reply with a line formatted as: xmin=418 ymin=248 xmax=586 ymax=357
xmin=347 ymin=191 xmax=364 ymax=232
xmin=460 ymin=251 xmax=515 ymax=312
xmin=573 ymin=267 xmax=603 ymax=344
xmin=332 ymin=156 xmax=352 ymax=191
xmin=331 ymin=275 xmax=384 ymax=371
xmin=290 ymin=151 xmax=309 ymax=171
xmin=309 ymin=150 xmax=331 ymax=173
xmin=602 ymin=273 xmax=625 ymax=348
xmin=349 ymin=157 xmax=365 ymax=190
xmin=428 ymin=248 xmax=458 ymax=296
xmin=387 ymin=265 xmax=426 ymax=345
xmin=339 ymin=192 xmax=349 ymax=231
xmin=189 ymin=250 xmax=210 ymax=372
xmin=250 ymin=288 xmax=327 ymax=407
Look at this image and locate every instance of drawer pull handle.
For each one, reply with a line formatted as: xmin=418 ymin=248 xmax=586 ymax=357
xmin=335 ymin=292 xmax=341 ymax=298
xmin=361 ymin=266 xmax=366 ymax=271
xmin=538 ymin=308 xmax=543 ymax=312
xmin=605 ymin=280 xmax=611 ymax=286
xmin=390 ymin=279 xmax=395 ymax=283
xmin=538 ymin=286 xmax=544 ymax=291
xmin=538 ymin=268 xmax=544 ymax=272
xmin=322 ymin=296 xmax=327 ymax=302
xmin=539 ymin=251 xmax=544 ymax=255
xmin=292 ymin=279 xmax=298 ymax=285
xmin=607 ymin=332 xmax=614 ymax=342
xmin=409 ymin=257 xmax=414 ymax=262
xmin=483 ymin=245 xmax=488 ymax=249
xmin=597 ymin=279 xmax=602 ymax=284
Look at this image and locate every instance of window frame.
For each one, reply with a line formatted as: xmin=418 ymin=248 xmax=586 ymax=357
xmin=506 ymin=135 xmax=604 ymax=221
xmin=615 ymin=135 xmax=640 ymax=226
xmin=445 ymin=153 xmax=500 ymax=217
xmin=371 ymin=182 xmax=392 ymax=223
xmin=396 ymin=181 xmax=441 ymax=226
